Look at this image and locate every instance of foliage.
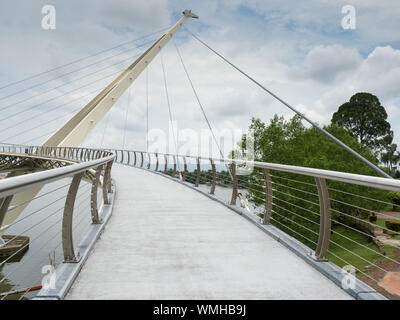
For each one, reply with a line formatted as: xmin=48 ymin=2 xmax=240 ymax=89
xmin=239 ymin=114 xmax=391 ymax=249
xmin=368 ymin=212 xmax=377 ymax=223
xmin=385 ymin=220 xmax=400 ymax=233
xmin=331 ymin=92 xmax=392 ymax=150
xmin=388 ymin=191 xmax=400 ymax=211
xmin=380 ymin=143 xmax=399 ymax=175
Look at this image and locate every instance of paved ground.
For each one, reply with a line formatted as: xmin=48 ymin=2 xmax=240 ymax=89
xmin=378 ymin=212 xmax=400 ymax=220
xmin=66 ymin=164 xmax=352 ymax=299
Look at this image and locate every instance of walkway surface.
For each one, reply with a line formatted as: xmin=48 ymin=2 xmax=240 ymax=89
xmin=66 ymin=164 xmax=352 ymax=299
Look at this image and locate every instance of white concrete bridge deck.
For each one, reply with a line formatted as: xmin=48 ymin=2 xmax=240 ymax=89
xmin=66 ymin=164 xmax=351 ymax=299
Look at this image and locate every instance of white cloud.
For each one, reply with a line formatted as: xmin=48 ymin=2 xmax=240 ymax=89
xmin=290 ymin=45 xmax=363 ymax=83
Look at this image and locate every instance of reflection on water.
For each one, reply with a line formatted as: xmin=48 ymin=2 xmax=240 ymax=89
xmin=0 ymin=178 xmax=99 ymax=300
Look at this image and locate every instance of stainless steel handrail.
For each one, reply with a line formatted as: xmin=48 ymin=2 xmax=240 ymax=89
xmin=113 ymin=149 xmax=400 ymax=192
xmin=0 ymin=153 xmax=114 ymax=198
xmin=0 ymin=143 xmax=115 ymax=269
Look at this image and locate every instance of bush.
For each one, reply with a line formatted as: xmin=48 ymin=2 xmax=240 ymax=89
xmin=388 ymin=192 xmax=400 ymax=211
xmin=385 ymin=220 xmax=400 ymax=233
xmin=368 ymin=212 xmax=377 ymax=223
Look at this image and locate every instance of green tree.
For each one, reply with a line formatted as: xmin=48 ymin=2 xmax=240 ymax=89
xmin=380 ymin=144 xmax=398 ymax=175
xmin=331 ymin=92 xmax=392 ymax=150
xmin=238 ymin=115 xmax=390 ymax=249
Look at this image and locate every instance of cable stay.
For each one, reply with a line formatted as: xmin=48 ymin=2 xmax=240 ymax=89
xmin=0 ymin=49 xmax=145 ymax=116
xmin=0 ymin=26 xmax=170 ymax=92
xmin=146 ymin=65 xmax=149 ymax=153
xmin=174 ymin=42 xmax=233 ymax=180
xmin=184 ymin=27 xmax=391 ymax=179
xmin=0 ymin=38 xmax=156 ymax=103
xmin=122 ymin=86 xmax=132 ymax=150
xmin=160 ymin=52 xmax=181 ymax=177
xmin=100 ymin=107 xmax=112 ymax=149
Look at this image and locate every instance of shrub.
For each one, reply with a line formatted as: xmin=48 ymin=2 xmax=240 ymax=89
xmin=388 ymin=192 xmax=400 ymax=211
xmin=385 ymin=220 xmax=400 ymax=233
xmin=368 ymin=212 xmax=377 ymax=223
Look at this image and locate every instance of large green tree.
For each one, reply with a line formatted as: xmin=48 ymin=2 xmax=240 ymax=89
xmin=331 ymin=92 xmax=392 ymax=150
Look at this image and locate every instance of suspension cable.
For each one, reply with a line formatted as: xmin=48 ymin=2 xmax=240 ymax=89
xmin=174 ymin=42 xmax=233 ymax=179
xmin=160 ymin=52 xmax=180 ymax=172
xmin=0 ymin=39 xmax=156 ymax=103
xmin=146 ymin=66 xmax=149 ymax=152
xmin=100 ymin=112 xmax=111 ymax=149
xmin=0 ymin=50 xmax=143 ymax=116
xmin=0 ymin=26 xmax=170 ymax=91
xmin=184 ymin=27 xmax=391 ymax=179
xmin=122 ymin=86 xmax=131 ymax=150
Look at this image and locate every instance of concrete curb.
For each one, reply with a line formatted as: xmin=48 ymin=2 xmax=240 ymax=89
xmin=34 ymin=181 xmax=116 ymax=300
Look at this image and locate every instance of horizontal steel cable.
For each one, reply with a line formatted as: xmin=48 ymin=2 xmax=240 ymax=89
xmin=326 ymin=249 xmax=379 ymax=284
xmin=270 ymin=216 xmax=318 ymax=246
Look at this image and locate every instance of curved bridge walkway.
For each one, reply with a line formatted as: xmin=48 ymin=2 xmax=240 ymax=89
xmin=66 ymin=164 xmax=351 ymax=299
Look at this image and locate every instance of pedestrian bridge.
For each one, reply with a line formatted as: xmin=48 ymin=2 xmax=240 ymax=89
xmin=1 ymin=144 xmax=396 ymax=300
xmin=0 ymin=9 xmax=398 ymax=300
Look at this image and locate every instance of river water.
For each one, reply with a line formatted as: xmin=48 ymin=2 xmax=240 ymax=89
xmin=0 ymin=178 xmax=98 ymax=300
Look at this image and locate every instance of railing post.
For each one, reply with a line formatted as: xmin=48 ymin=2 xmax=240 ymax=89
xmin=133 ymin=151 xmax=137 ymax=166
xmin=121 ymin=150 xmax=124 ymax=164
xmin=164 ymin=155 xmax=168 ymax=173
xmin=140 ymin=152 xmax=144 ymax=168
xmin=127 ymin=151 xmax=130 ymax=165
xmin=262 ymin=168 xmax=273 ymax=224
xmin=183 ymin=157 xmax=187 ymax=182
xmin=195 ymin=157 xmax=200 ymax=187
xmin=173 ymin=155 xmax=177 ymax=175
xmin=62 ymin=172 xmax=83 ymax=263
xmin=102 ymin=161 xmax=113 ymax=204
xmin=314 ymin=177 xmax=331 ymax=260
xmin=230 ymin=163 xmax=238 ymax=205
xmin=105 ymin=161 xmax=113 ymax=193
xmin=91 ymin=166 xmax=103 ymax=224
xmin=147 ymin=153 xmax=151 ymax=169
xmin=210 ymin=159 xmax=216 ymax=195
xmin=155 ymin=153 xmax=159 ymax=171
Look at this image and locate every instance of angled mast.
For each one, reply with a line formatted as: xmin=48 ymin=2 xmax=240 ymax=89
xmin=43 ymin=9 xmax=198 ymax=148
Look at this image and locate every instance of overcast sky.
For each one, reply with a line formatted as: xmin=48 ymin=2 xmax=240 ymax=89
xmin=0 ymin=0 xmax=399 ymax=158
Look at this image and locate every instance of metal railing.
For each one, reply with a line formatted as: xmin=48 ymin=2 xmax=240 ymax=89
xmin=112 ymin=149 xmax=400 ymax=298
xmin=0 ymin=143 xmax=115 ymax=299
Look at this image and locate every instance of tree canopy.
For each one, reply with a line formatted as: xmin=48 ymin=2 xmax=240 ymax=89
xmin=331 ymin=92 xmax=392 ymax=150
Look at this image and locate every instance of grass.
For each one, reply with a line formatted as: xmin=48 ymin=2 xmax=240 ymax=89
xmin=328 ymin=225 xmax=399 ymax=275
